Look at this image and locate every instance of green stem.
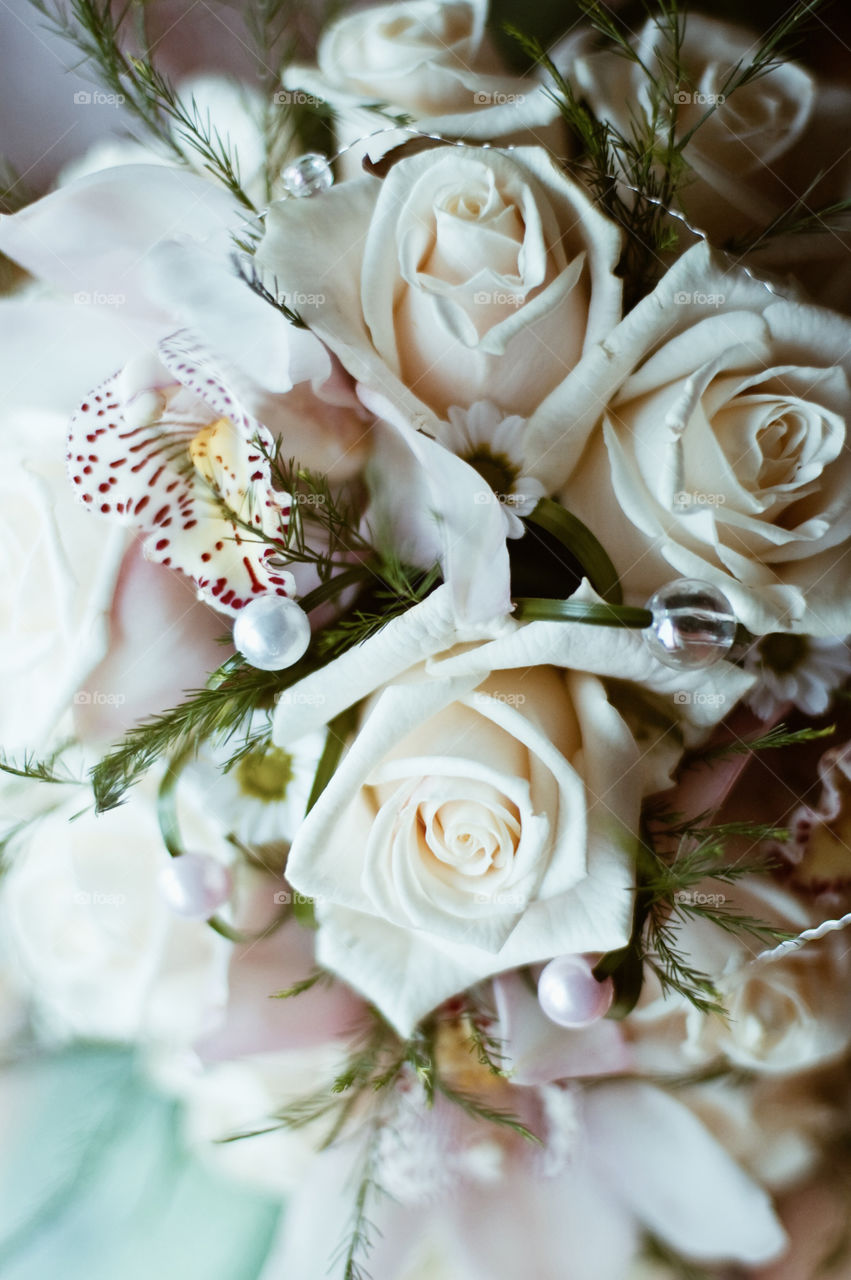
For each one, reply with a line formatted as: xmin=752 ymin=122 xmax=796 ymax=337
xmin=513 ymin=598 xmax=651 ymax=627
xmin=299 ymin=566 xmax=370 ymax=614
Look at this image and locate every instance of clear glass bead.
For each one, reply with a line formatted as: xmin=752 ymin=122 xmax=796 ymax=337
xmin=233 ymin=595 xmax=311 ymax=671
xmin=644 ymin=578 xmax=736 ymax=670
xmin=281 ymin=152 xmax=334 ymax=198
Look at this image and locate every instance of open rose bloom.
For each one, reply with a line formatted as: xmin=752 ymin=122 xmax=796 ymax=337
xmin=1 ymin=2 xmax=851 ymax=1278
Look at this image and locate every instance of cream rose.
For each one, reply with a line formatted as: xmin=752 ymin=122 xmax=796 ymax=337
xmin=547 ymin=242 xmax=851 ymax=637
xmin=301 ymin=0 xmax=493 ymax=117
xmin=272 ymin=585 xmax=752 ymax=1033
xmin=258 ymin=144 xmax=622 ymax=423
xmin=627 ymin=876 xmax=851 ymax=1080
xmin=686 ymin=936 xmax=851 ymax=1078
xmin=564 ymin=14 xmax=815 ymax=242
xmin=283 ymin=0 xmax=564 ymax=173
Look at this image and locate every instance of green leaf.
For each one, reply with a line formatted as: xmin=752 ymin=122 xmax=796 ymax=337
xmin=90 ymin=657 xmax=314 ymax=812
xmin=271 ymin=970 xmax=328 ymax=999
xmin=434 ymin=1080 xmax=541 ymax=1144
xmin=298 ymin=566 xmax=372 ymax=614
xmin=156 ymin=752 xmax=188 ymax=858
xmin=524 ymin=499 xmax=623 ymax=604
xmin=292 ymin=895 xmax=317 ymax=929
xmin=305 ymin=706 xmax=359 ymax=815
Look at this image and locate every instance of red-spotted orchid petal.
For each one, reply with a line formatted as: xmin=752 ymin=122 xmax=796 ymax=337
xmin=158 ymin=330 xmax=259 ymax=435
xmin=68 ymin=340 xmax=294 ymax=615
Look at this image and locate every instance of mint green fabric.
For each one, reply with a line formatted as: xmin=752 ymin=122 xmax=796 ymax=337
xmin=0 ymin=1044 xmax=281 ymax=1280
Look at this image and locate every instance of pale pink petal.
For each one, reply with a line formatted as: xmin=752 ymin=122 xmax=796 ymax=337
xmin=195 ymin=901 xmax=365 ymax=1061
xmin=74 ymin=538 xmax=228 ymax=741
xmin=585 ymin=1082 xmax=786 ymax=1265
xmin=446 ymin=1161 xmax=639 ymax=1280
xmin=258 ymin=1138 xmax=431 ymax=1280
xmin=494 ymin=971 xmax=632 ymax=1085
xmin=753 ymin=1177 xmax=848 ymax=1280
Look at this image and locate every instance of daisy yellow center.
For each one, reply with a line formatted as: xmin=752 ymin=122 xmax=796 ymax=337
xmin=463 ymin=446 xmax=519 ymax=496
xmin=758 ymin=633 xmax=809 ymax=675
xmin=236 ymin=745 xmax=294 ymax=803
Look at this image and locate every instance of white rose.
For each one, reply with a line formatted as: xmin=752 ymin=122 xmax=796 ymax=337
xmin=273 ymin=585 xmax=752 ymax=1034
xmin=627 ymin=879 xmax=851 ymax=1080
xmin=740 ymin=83 xmax=851 ymax=315
xmin=687 ymin=938 xmax=851 ymax=1077
xmin=302 ymin=0 xmax=492 ymax=116
xmin=548 ymin=242 xmax=851 ymax=636
xmin=258 ymin=144 xmax=622 ymax=423
xmin=283 ymin=1 xmax=564 ymax=175
xmin=565 ymin=14 xmax=815 ymax=242
xmin=1 ymin=773 xmax=220 ymax=1045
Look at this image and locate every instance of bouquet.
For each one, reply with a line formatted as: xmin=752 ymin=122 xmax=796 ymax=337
xmin=3 ymin=0 xmax=851 ymax=1276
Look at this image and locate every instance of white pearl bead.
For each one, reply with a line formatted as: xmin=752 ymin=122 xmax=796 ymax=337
xmin=233 ymin=595 xmax=311 ymax=671
xmin=537 ymin=954 xmax=614 ymax=1028
xmin=158 ymin=853 xmax=232 ymax=919
xmin=282 ymin=152 xmax=334 ymax=198
xmin=644 ymin=578 xmax=736 ymax=670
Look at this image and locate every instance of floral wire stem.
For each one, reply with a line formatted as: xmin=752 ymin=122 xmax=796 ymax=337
xmin=751 ymin=909 xmax=851 ymax=966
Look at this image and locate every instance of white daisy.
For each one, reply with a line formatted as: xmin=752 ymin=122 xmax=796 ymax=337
xmin=744 ymin=633 xmax=851 ymax=720
xmin=435 ymin=400 xmax=546 ymax=537
xmin=187 ymin=717 xmax=326 ymax=851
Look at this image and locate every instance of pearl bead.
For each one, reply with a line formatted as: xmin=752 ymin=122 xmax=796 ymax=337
xmin=644 ymin=578 xmax=736 ymax=670
xmin=537 ymin=954 xmax=614 ymax=1028
xmin=158 ymin=853 xmax=232 ymax=919
xmin=233 ymin=595 xmax=311 ymax=671
xmin=281 ymin=153 xmax=334 ymax=198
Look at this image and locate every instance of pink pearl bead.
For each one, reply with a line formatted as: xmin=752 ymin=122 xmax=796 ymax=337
xmin=157 ymin=853 xmax=232 ymax=920
xmin=537 ymin=954 xmax=614 ymax=1028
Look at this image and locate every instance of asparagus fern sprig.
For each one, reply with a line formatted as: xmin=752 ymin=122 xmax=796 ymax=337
xmin=29 ymin=0 xmax=257 ymax=209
